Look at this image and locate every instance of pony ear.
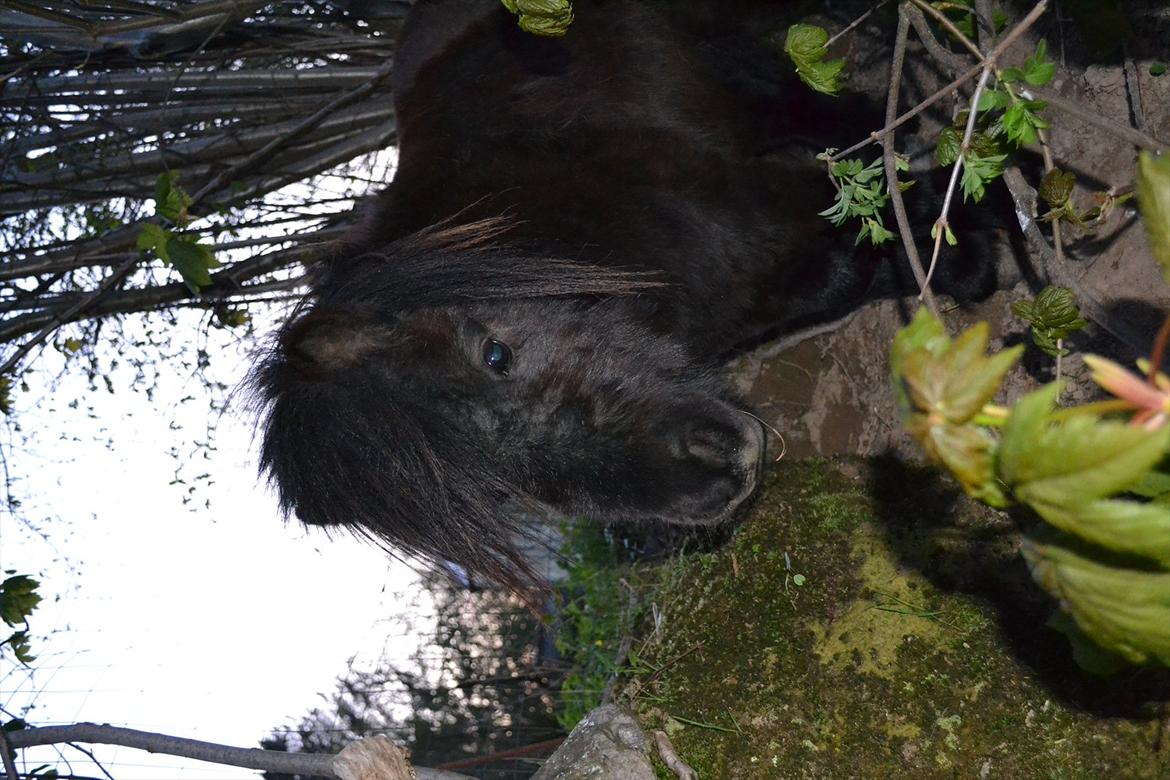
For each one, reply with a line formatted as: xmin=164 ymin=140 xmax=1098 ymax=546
xmin=278 ymin=308 xmax=393 ymax=379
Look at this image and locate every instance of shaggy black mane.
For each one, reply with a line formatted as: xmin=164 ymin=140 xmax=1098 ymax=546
xmin=248 ymin=222 xmax=668 ymax=596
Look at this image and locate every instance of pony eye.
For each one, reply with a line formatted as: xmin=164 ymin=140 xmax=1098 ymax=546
xmin=482 ymin=339 xmax=513 ymax=375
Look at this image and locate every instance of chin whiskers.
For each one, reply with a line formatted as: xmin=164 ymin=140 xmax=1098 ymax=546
xmin=737 ymin=409 xmax=786 ymax=462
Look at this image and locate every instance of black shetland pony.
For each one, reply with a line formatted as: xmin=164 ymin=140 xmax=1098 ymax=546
xmin=250 ymin=0 xmax=1005 ymax=593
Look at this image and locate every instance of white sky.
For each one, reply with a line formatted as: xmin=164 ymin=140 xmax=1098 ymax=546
xmin=2 ymin=321 xmax=434 ymax=780
xmin=1 ymin=148 xmax=444 ymax=779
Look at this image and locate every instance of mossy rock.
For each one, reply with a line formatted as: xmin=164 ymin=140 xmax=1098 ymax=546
xmin=624 ymin=458 xmax=1169 ymax=779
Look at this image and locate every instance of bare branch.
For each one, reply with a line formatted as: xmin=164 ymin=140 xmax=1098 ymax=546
xmin=4 ymin=722 xmax=475 ymax=780
xmin=883 ymin=6 xmax=936 ymax=314
xmin=1022 ymin=86 xmax=1167 ymax=152
xmin=190 ymin=56 xmax=398 ymax=204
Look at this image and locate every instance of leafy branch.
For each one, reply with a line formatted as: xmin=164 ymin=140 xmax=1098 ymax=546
xmin=892 ymin=308 xmax=1169 ymax=670
xmin=889 ymin=151 xmax=1170 ymax=673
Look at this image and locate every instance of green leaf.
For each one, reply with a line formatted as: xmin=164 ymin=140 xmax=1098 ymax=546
xmin=1013 ymin=286 xmax=1087 ymax=357
xmin=1022 ymin=39 xmax=1057 ymax=86
xmin=136 ymin=222 xmax=168 ymax=253
xmin=976 ymin=88 xmax=1010 ymax=111
xmin=1152 ymin=63 xmax=1168 ymax=77
xmin=1046 ymin=611 xmax=1132 ymax=676
xmin=501 ymin=0 xmax=574 ymax=37
xmin=1039 ymin=168 xmax=1076 ymax=209
xmin=936 ymin=127 xmax=961 ymax=167
xmin=1129 ymin=466 xmax=1170 ymax=499
xmin=167 ymin=238 xmax=221 ymax=293
xmin=1136 ymin=152 xmax=1170 ymax=282
xmin=891 ymin=308 xmax=950 ymax=380
xmin=967 ymin=132 xmax=1002 ymax=159
xmin=998 ymin=382 xmax=1062 ymax=486
xmin=1029 ymin=498 xmax=1170 ymax=566
xmin=0 ymin=376 xmax=12 ymax=416
xmin=1022 ymin=537 xmax=1170 ymax=666
xmin=820 ymin=156 xmax=892 ymax=238
xmin=961 ymin=151 xmax=1007 ymax=202
xmin=783 ymin=24 xmax=845 ymax=96
xmin=917 ymin=420 xmax=1007 ymax=507
xmin=3 ymin=630 xmax=35 ymax=664
xmin=0 ymin=575 xmax=41 ymax=627
xmin=1000 ymin=101 xmax=1049 ymax=146
xmin=1011 ymin=416 xmax=1169 ymax=508
xmin=858 ymin=216 xmax=895 ymax=246
xmin=153 ymin=171 xmax=193 ymax=225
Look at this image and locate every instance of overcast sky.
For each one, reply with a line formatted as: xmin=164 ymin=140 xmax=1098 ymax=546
xmin=2 ymin=302 xmax=434 ymax=780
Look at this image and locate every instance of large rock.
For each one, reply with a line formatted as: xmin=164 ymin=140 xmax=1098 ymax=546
xmin=532 ymin=705 xmax=654 ymax=780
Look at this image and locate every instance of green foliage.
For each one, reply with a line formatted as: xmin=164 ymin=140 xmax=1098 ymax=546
xmin=892 ymin=310 xmax=1170 ymax=670
xmin=554 ymin=523 xmax=637 ymax=730
xmin=1038 ymin=168 xmax=1075 ymax=209
xmin=931 ymin=0 xmax=976 ymax=38
xmin=1036 ymin=168 xmax=1132 ymax=234
xmin=962 ymin=41 xmax=1055 ymax=153
xmin=1001 ymin=385 xmax=1168 ymax=564
xmin=136 ymin=224 xmax=221 ymax=293
xmin=960 ymin=150 xmax=1007 ymax=203
xmin=154 ymin=170 xmax=193 ymax=224
xmin=136 ymin=173 xmax=221 ymax=293
xmin=501 ymin=0 xmax=573 ymax=37
xmin=783 ymin=24 xmax=844 ymax=97
xmin=1011 ymin=286 xmax=1087 ymax=357
xmin=1152 ymin=63 xmax=1168 ymax=77
xmin=998 ymin=99 xmax=1050 ymax=146
xmin=1 ymin=573 xmax=42 ymax=664
xmin=1136 ymin=152 xmax=1170 ymax=283
xmin=999 ymin=39 xmax=1057 ymax=87
xmin=935 ymin=119 xmax=1005 ymax=204
xmin=215 ymin=308 xmax=251 ymax=328
xmin=892 ymin=310 xmax=1022 ymax=507
xmin=816 ymin=153 xmax=903 ymax=246
xmin=1023 ymin=537 xmax=1170 ymax=668
xmin=0 ymin=375 xmax=12 ymax=415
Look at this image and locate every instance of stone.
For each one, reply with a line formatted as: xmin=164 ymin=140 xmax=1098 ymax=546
xmin=531 ymin=705 xmax=654 ymax=780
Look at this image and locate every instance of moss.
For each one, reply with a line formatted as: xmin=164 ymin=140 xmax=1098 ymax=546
xmin=620 ymin=458 xmax=1170 ymax=779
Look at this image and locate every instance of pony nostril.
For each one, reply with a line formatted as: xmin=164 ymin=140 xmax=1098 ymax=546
xmin=683 ymin=423 xmax=735 ymax=467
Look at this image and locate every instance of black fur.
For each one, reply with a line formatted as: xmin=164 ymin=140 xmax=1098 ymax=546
xmin=249 ymin=0 xmax=1011 ymax=594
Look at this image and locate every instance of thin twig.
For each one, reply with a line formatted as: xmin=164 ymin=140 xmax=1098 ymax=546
xmin=1035 ymin=127 xmax=1067 ymax=269
xmin=1022 ymin=86 xmax=1166 ymax=152
xmin=1149 ymin=314 xmax=1170 ymax=383
xmin=825 ymin=0 xmax=891 ymax=49
xmin=189 ymin=56 xmax=396 ymax=205
xmin=831 ymin=0 xmax=1049 ymax=162
xmin=920 ymin=65 xmax=994 ymax=299
xmin=0 ymin=258 xmax=138 ymax=376
xmin=911 ymin=0 xmax=985 ymax=61
xmin=62 ymin=743 xmax=115 ymax=780
xmin=885 ymin=6 xmax=937 ymax=314
xmin=902 ymin=4 xmax=969 ymax=75
xmin=652 ymin=731 xmax=698 ymax=780
xmin=1122 ymin=47 xmax=1147 ymax=134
